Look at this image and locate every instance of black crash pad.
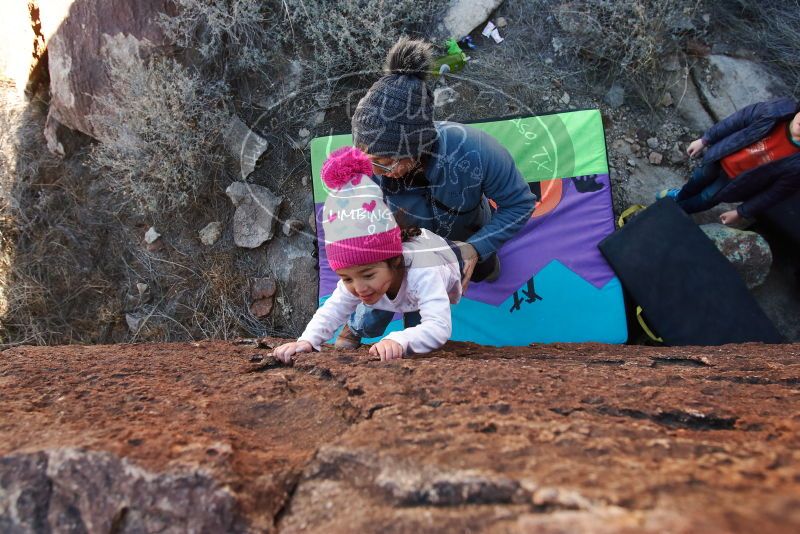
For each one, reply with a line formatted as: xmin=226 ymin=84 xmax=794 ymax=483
xmin=598 ymin=199 xmax=783 ymax=346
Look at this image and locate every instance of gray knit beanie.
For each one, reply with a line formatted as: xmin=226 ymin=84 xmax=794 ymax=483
xmin=351 ymin=37 xmax=437 ymax=159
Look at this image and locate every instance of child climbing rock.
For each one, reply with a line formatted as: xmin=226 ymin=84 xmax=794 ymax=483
xmin=272 ymin=147 xmax=464 ymax=363
xmin=657 ymin=98 xmax=800 ymax=225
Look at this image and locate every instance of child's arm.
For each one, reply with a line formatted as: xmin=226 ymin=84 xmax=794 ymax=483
xmin=382 ymin=269 xmax=452 ymax=355
xmin=296 ymin=281 xmax=361 ymax=351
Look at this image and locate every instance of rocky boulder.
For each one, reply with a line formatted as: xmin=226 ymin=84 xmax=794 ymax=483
xmin=700 ymin=223 xmax=773 ymax=289
xmin=437 ymin=0 xmax=504 ymax=40
xmin=692 ymin=55 xmax=787 ymax=123
xmin=2 ymin=341 xmax=800 ymax=532
xmin=38 ymin=0 xmax=172 ymax=154
xmin=662 ymin=53 xmax=715 ymax=133
xmin=226 ymin=182 xmax=283 ymax=249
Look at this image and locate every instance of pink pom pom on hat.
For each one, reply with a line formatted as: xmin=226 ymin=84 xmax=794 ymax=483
xmin=320 ymin=146 xmax=402 ymax=271
xmin=321 ymin=146 xmax=374 ymax=190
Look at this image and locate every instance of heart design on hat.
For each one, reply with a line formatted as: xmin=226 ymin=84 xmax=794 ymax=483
xmin=320 ymin=146 xmax=402 ymax=271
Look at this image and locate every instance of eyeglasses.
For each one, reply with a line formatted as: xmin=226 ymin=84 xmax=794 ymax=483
xmin=371 ymin=159 xmax=400 ymax=173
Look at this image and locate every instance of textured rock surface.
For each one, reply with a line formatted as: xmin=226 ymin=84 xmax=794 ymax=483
xmin=700 ymin=223 xmax=773 ymax=289
xmin=1 ymin=341 xmax=799 ymax=532
xmin=614 ymin=152 xmax=685 ymax=208
xmin=224 ymin=116 xmax=269 ymax=180
xmin=692 ymin=55 xmax=786 ymax=122
xmin=39 ymin=0 xmax=172 ymax=151
xmin=437 ymin=0 xmax=504 ymax=39
xmin=226 ymin=182 xmax=284 ymax=248
xmin=666 ymin=67 xmax=715 ymax=133
xmin=199 ymin=221 xmax=223 ymax=246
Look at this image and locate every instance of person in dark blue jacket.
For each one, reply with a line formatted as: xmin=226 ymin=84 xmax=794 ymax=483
xmin=658 ymin=98 xmax=800 ymax=225
xmin=335 ymin=37 xmax=536 ymax=349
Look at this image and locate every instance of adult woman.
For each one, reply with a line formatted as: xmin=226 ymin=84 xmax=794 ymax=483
xmin=337 ymin=37 xmax=536 ymax=349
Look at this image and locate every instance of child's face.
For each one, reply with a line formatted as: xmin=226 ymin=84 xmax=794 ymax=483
xmin=336 ymin=262 xmax=398 ymax=305
xmin=791 ymin=112 xmax=800 ymax=140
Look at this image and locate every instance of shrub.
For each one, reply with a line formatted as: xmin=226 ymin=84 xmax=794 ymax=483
xmin=0 ymin=87 xmax=123 ymax=345
xmin=554 ymin=0 xmax=701 ymax=107
xmin=712 ymin=0 xmax=800 ymax=96
xmin=89 ymin=56 xmax=230 ymax=215
xmin=159 ymin=0 xmax=274 ymax=72
xmin=282 ymin=0 xmax=449 ymax=78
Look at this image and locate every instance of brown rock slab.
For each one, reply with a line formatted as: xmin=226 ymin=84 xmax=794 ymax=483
xmin=249 ymin=297 xmax=274 ymax=318
xmin=1 ymin=341 xmax=799 ymax=532
xmin=251 ymin=277 xmax=277 ymax=300
xmin=39 ymin=0 xmax=173 ymax=152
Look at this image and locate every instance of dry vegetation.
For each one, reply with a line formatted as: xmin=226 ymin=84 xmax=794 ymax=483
xmin=553 ymin=0 xmax=703 ymax=108
xmin=0 ymin=87 xmax=122 ymax=345
xmin=281 ymin=0 xmax=449 ymax=77
xmin=159 ymin=0 xmax=275 ymax=74
xmin=89 ymin=56 xmax=230 ymax=215
xmin=713 ymin=0 xmax=800 ymax=97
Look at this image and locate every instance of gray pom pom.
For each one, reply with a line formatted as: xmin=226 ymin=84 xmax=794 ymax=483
xmin=384 ymin=37 xmax=432 ymax=80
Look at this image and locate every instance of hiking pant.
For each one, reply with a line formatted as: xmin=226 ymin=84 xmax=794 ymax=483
xmin=347 ymin=306 xmax=420 ymax=339
xmin=676 ymin=161 xmax=730 ymax=214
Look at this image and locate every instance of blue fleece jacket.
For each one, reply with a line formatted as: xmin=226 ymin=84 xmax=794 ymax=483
xmin=700 ymin=98 xmax=800 ymax=218
xmin=373 ymin=121 xmax=536 ymax=260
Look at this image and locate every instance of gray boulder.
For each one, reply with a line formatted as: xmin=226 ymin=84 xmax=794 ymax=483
xmin=666 ymin=68 xmax=715 ymax=133
xmin=700 ymin=223 xmax=772 ymax=289
xmin=223 ymin=116 xmax=268 ymax=180
xmin=436 ymin=0 xmax=504 ymax=39
xmin=616 ymin=156 xmax=686 ymax=209
xmin=0 ymin=449 xmax=244 ymax=532
xmin=604 ymin=83 xmax=625 ymax=109
xmin=225 ymin=182 xmax=283 ymax=249
xmin=692 ymin=55 xmax=787 ymax=123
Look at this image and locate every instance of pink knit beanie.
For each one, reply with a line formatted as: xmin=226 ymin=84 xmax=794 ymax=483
xmin=321 ymin=147 xmax=402 ymax=271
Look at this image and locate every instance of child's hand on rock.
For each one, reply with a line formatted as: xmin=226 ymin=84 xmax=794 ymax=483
xmin=272 ymin=341 xmax=313 ymax=364
xmin=719 ymin=210 xmax=742 ymax=226
xmin=369 ymin=339 xmax=404 ymax=361
xmin=686 ymin=138 xmax=706 ymax=158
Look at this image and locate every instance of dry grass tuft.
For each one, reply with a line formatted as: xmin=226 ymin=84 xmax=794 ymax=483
xmin=89 ymin=56 xmax=230 ymax=216
xmin=554 ymin=0 xmax=702 ymax=108
xmin=282 ymin=0 xmax=448 ymax=78
xmin=712 ymin=0 xmax=800 ymax=97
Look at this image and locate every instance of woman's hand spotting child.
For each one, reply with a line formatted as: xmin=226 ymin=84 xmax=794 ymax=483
xmin=369 ymin=339 xmax=405 ymax=361
xmin=454 ymin=241 xmax=479 ymax=293
xmin=272 ymin=340 xmax=313 ymax=364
